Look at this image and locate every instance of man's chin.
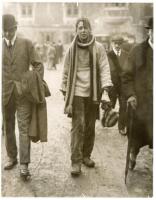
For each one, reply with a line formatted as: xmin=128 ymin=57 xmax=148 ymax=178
xmin=80 ymin=35 xmax=88 ymax=40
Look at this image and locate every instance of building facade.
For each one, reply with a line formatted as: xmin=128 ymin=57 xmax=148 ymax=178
xmin=3 ymin=2 xmax=153 ymax=44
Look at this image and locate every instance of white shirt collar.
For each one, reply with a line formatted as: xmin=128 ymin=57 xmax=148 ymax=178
xmin=113 ymin=47 xmax=121 ymax=56
xmin=148 ymin=39 xmax=153 ymax=49
xmin=4 ymin=34 xmax=17 ymax=47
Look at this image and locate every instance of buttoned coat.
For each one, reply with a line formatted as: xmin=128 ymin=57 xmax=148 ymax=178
xmin=122 ymin=39 xmax=153 ymax=148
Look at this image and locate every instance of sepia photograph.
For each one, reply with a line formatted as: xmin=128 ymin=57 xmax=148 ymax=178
xmin=1 ymin=0 xmax=154 ymax=197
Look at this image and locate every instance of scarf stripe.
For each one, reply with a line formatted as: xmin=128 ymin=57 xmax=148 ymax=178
xmin=64 ymin=35 xmax=100 ymax=115
xmin=93 ymin=45 xmax=97 ymax=102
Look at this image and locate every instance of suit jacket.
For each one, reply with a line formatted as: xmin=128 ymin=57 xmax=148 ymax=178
xmin=107 ymin=49 xmax=128 ymax=95
xmin=2 ymin=37 xmax=44 ymax=106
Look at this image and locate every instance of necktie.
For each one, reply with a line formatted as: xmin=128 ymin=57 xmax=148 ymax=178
xmin=116 ymin=50 xmax=120 ymax=57
xmin=8 ymin=40 xmax=13 ymax=57
xmin=8 ymin=40 xmax=12 ymax=48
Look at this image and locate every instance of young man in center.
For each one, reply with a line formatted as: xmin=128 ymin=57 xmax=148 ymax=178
xmin=61 ymin=17 xmax=113 ymax=176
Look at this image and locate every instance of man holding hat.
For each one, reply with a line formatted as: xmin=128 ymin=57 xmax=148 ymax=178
xmin=107 ymin=35 xmax=128 ymax=135
xmin=2 ymin=14 xmax=44 ymax=179
xmin=122 ymin=17 xmax=153 ymax=170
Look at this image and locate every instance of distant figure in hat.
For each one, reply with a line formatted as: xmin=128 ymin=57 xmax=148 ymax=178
xmin=107 ymin=35 xmax=128 ymax=135
xmin=47 ymin=43 xmax=56 ymax=70
xmin=122 ymin=17 xmax=153 ymax=170
xmin=57 ymin=40 xmax=64 ymax=63
xmin=2 ymin=14 xmax=46 ymax=180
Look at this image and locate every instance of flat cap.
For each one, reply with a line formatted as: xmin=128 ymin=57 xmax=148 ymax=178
xmin=111 ymin=35 xmax=124 ymax=43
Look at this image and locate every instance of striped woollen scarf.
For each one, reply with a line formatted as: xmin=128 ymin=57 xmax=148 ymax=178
xmin=64 ymin=35 xmax=100 ymax=116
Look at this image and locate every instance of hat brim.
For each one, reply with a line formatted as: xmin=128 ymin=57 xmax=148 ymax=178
xmin=111 ymin=40 xmax=124 ymax=44
xmin=144 ymin=25 xmax=153 ymax=29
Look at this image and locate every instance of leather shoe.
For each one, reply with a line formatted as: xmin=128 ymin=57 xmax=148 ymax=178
xmin=83 ymin=157 xmax=95 ymax=168
xmin=71 ymin=163 xmax=81 ymax=176
xmin=4 ymin=158 xmax=18 ymax=170
xmin=20 ymin=164 xmax=31 ymax=181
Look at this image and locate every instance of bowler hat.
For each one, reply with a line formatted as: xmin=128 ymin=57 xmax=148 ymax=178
xmin=111 ymin=35 xmax=124 ymax=43
xmin=144 ymin=17 xmax=153 ymax=29
xmin=3 ymin=14 xmax=17 ymax=31
xmin=101 ymin=109 xmax=118 ymax=128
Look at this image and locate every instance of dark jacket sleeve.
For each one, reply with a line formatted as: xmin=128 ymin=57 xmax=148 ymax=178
xmin=121 ymin=48 xmax=136 ymax=99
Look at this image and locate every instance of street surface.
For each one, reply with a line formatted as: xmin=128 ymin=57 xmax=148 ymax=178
xmin=1 ymin=63 xmax=153 ymax=197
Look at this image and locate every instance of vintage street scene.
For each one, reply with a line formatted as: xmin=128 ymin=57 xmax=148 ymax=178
xmin=1 ymin=2 xmax=153 ymax=197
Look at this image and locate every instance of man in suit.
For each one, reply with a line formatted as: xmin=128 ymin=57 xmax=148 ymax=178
xmin=107 ymin=36 xmax=128 ymax=135
xmin=2 ymin=14 xmax=44 ymax=179
xmin=121 ymin=17 xmax=153 ymax=170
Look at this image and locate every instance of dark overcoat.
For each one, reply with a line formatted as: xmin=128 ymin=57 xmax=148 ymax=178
xmin=122 ymin=39 xmax=153 ymax=149
xmin=21 ymin=71 xmax=51 ymax=142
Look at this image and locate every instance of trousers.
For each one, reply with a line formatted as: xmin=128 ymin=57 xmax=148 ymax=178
xmin=71 ymin=96 xmax=97 ymax=164
xmin=109 ymin=88 xmax=127 ymax=130
xmin=3 ymin=87 xmax=32 ymax=164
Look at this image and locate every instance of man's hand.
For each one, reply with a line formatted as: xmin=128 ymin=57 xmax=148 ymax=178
xmin=127 ymin=96 xmax=137 ymax=110
xmin=101 ymin=90 xmax=112 ymax=111
xmin=101 ymin=100 xmax=112 ymax=111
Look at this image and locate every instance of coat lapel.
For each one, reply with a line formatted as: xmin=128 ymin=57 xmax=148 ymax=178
xmin=2 ymin=37 xmax=20 ymax=64
xmin=109 ymin=50 xmax=120 ymax=70
xmin=2 ymin=39 xmax=12 ymax=61
xmin=11 ymin=37 xmax=19 ymax=63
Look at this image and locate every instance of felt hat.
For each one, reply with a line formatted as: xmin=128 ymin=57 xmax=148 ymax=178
xmin=144 ymin=17 xmax=153 ymax=29
xmin=3 ymin=14 xmax=17 ymax=31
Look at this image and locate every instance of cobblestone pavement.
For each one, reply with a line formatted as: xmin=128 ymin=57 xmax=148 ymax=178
xmin=1 ymin=63 xmax=153 ymax=197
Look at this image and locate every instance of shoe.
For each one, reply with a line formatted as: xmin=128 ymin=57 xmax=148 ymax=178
xmin=119 ymin=128 xmax=127 ymax=136
xmin=4 ymin=158 xmax=18 ymax=170
xmin=83 ymin=157 xmax=95 ymax=168
xmin=71 ymin=163 xmax=81 ymax=176
xmin=20 ymin=164 xmax=31 ymax=181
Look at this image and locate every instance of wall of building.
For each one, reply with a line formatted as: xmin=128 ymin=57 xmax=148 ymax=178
xmin=3 ymin=2 xmax=153 ymax=44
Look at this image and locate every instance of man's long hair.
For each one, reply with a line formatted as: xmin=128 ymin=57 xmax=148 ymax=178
xmin=75 ymin=17 xmax=92 ymax=31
